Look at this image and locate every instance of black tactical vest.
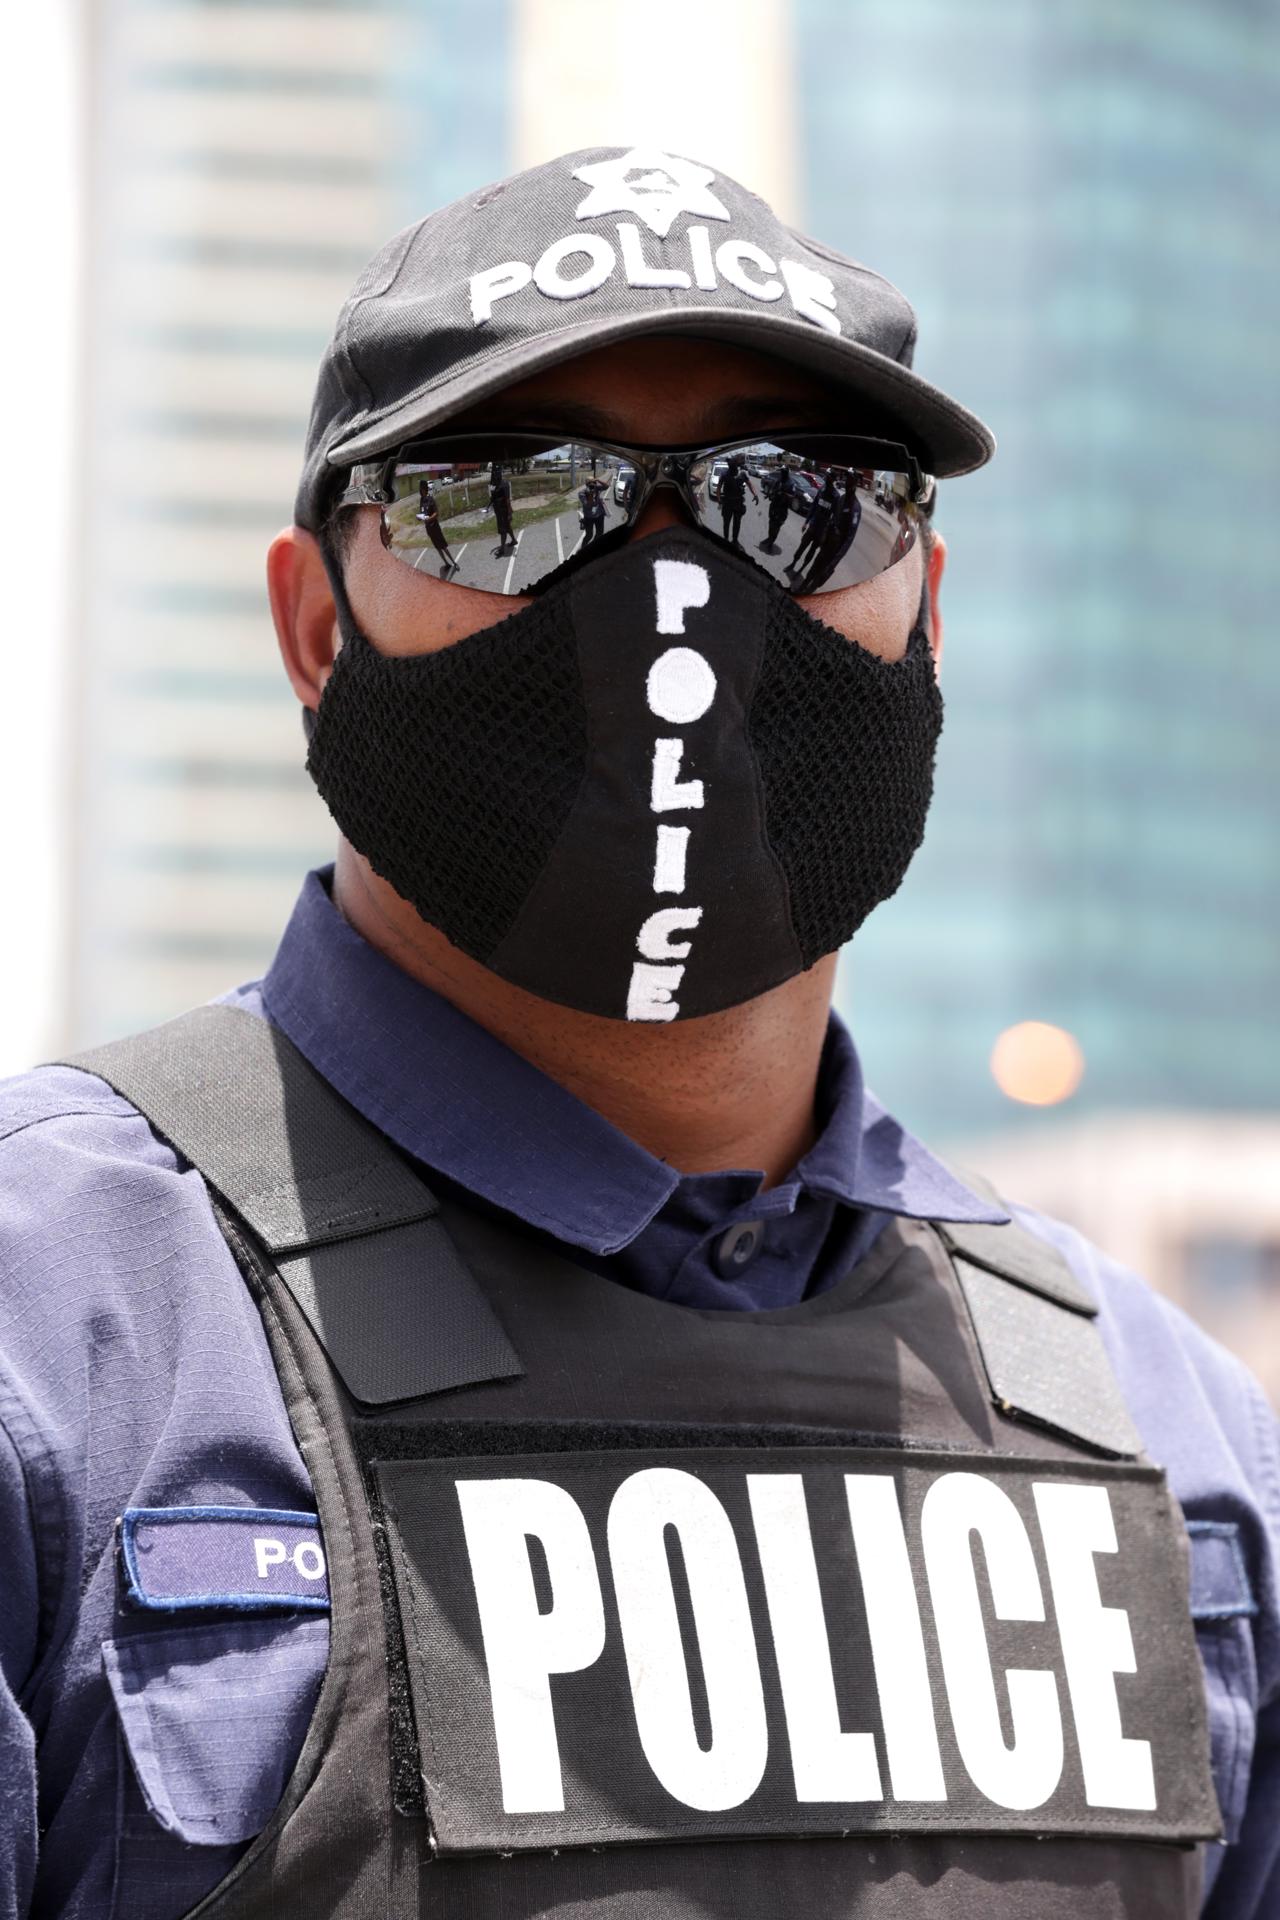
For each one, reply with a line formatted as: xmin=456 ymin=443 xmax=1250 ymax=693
xmin=72 ymin=1006 xmax=1220 ymax=1920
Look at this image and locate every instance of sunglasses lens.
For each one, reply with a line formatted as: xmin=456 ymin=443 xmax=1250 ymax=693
xmin=357 ymin=433 xmax=925 ymax=597
xmin=685 ymin=440 xmax=923 ymax=594
xmin=378 ymin=438 xmax=640 ymax=596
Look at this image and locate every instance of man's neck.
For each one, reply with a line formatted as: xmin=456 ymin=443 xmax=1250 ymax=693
xmin=333 ymin=846 xmax=835 ymax=1187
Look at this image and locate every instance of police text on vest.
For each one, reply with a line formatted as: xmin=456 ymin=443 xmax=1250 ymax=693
xmin=455 ymin=1465 xmax=1155 ymax=1818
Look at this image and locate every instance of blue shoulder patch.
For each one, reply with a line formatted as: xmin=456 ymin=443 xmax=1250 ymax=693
xmin=1187 ymin=1519 xmax=1256 ymax=1620
xmin=119 ymin=1505 xmax=330 ymax=1613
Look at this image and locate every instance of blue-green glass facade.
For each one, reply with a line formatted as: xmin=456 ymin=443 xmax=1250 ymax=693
xmin=390 ymin=0 xmax=512 ymax=223
xmin=798 ymin=0 xmax=1280 ymax=1136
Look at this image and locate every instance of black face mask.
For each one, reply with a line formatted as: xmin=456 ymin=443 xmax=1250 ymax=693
xmin=307 ymin=528 xmax=942 ymax=1022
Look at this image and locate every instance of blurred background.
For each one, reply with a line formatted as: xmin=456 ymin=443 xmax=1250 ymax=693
xmin=2 ymin=0 xmax=1277 ymax=1389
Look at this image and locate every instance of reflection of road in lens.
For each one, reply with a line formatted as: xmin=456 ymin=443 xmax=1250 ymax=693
xmin=436 ymin=502 xmax=585 ymax=594
xmin=842 ymin=499 xmax=899 ymax=577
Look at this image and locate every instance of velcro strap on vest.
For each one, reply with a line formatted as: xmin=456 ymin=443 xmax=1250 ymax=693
xmin=62 ymin=1005 xmax=524 ymax=1407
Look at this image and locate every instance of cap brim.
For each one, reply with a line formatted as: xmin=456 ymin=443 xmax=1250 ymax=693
xmin=326 ymin=304 xmax=994 ymax=481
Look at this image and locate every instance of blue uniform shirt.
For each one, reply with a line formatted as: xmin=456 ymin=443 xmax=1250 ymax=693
xmin=1 ymin=867 xmax=1277 ymax=1918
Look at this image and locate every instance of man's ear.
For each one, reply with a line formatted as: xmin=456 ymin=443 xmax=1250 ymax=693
xmin=925 ymin=529 xmax=946 ymax=671
xmin=267 ymin=526 xmax=339 ymax=712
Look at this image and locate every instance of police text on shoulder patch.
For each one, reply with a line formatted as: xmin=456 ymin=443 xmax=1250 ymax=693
xmin=119 ymin=1505 xmax=330 ymax=1612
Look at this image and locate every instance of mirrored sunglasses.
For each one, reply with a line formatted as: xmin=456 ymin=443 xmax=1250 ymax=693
xmin=334 ymin=431 xmax=934 ymax=599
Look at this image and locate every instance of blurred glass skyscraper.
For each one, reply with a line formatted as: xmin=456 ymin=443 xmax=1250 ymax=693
xmin=64 ymin=0 xmax=1277 ymax=1153
xmin=77 ymin=0 xmax=407 ymax=1038
xmin=797 ymin=0 xmax=1279 ymax=1134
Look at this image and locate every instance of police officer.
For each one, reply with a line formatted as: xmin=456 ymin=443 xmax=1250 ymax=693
xmin=793 ymin=464 xmax=863 ymax=592
xmin=489 ymin=459 xmax=515 ymax=550
xmin=1 ymin=145 xmax=1277 ymax=1920
xmin=416 ymin=478 xmax=459 ymax=572
xmin=760 ymin=457 xmax=796 ymax=551
xmin=786 ymin=465 xmax=838 ymax=580
xmin=578 ymin=471 xmax=608 ymax=545
xmin=720 ymin=447 xmax=759 ymax=544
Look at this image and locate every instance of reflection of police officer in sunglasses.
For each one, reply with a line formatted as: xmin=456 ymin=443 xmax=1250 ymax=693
xmin=719 ymin=451 xmax=758 ymax=546
xmin=785 ymin=468 xmax=838 ymax=580
xmin=791 ymin=468 xmax=863 ymax=593
xmin=489 ymin=462 xmax=515 ymax=552
xmin=759 ymin=461 xmax=795 ymax=552
xmin=417 ymin=480 xmax=459 ymax=573
xmin=578 ymin=476 xmax=608 ymax=545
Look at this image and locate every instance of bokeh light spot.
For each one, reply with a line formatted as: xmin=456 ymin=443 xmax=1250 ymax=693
xmin=990 ymin=1022 xmax=1085 ymax=1107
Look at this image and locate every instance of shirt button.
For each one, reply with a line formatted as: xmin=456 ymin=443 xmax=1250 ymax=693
xmin=715 ymin=1221 xmax=764 ymax=1278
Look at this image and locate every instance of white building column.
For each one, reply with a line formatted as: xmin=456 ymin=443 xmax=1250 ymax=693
xmin=0 ymin=0 xmax=82 ymax=1074
xmin=512 ymin=0 xmax=798 ymax=222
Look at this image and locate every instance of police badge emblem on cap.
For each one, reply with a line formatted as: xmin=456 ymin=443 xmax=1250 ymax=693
xmin=295 ymin=145 xmax=995 ymax=532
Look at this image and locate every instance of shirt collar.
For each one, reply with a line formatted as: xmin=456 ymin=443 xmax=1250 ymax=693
xmin=261 ymin=868 xmax=1004 ymax=1255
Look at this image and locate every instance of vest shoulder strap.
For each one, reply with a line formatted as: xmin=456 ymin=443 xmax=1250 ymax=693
xmin=935 ymin=1168 xmax=1143 ymax=1460
xmin=62 ymin=1005 xmax=523 ymax=1408
xmin=61 ymin=1009 xmax=1142 ymax=1455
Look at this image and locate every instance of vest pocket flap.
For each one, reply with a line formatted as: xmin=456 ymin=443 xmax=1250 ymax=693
xmin=103 ymin=1616 xmax=328 ymax=1846
xmin=275 ymin=1218 xmax=523 ymax=1406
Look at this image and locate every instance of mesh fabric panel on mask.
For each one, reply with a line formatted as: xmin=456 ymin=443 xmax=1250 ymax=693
xmin=307 ymin=596 xmax=588 ymax=959
xmin=748 ymin=595 xmax=943 ymax=967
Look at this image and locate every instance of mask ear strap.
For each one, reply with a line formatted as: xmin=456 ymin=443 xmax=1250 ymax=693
xmin=303 ymin=524 xmax=362 ymax=747
xmin=907 ymin=564 xmax=932 ymax=655
xmin=318 ymin=523 xmax=363 ymax=637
